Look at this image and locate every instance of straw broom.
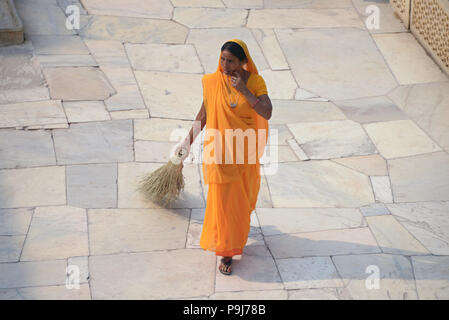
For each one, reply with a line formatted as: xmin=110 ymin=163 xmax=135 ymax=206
xmin=138 ymin=147 xmax=188 ymax=207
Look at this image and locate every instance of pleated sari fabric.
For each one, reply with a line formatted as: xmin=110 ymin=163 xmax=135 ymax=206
xmin=199 ymin=39 xmax=269 ymax=257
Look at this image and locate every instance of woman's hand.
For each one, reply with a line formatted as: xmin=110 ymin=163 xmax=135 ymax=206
xmin=170 ymin=137 xmax=191 ymax=164
xmin=229 ymin=71 xmax=248 ymax=93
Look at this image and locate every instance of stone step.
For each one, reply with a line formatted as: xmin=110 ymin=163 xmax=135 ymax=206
xmin=0 ymin=0 xmax=23 ymax=46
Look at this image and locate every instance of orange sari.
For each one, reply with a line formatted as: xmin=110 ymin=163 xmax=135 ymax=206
xmin=200 ymin=39 xmax=269 ymax=257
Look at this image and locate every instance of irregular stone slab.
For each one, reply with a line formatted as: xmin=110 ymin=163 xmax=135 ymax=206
xmin=389 ymin=152 xmax=449 ymax=202
xmin=352 ymin=0 xmax=407 ymax=34
xmin=370 ymin=176 xmax=393 ymax=203
xmin=288 ymin=288 xmax=340 ymax=300
xmin=0 ymin=41 xmax=45 ymax=90
xmin=78 ymin=15 xmax=188 ymax=43
xmin=21 ymin=206 xmax=89 ymax=261
xmin=0 ymin=259 xmax=68 ymax=289
xmin=83 ymin=39 xmax=129 ymax=67
xmin=28 ymin=35 xmax=89 ymax=55
xmin=0 ymin=235 xmax=25 ymax=263
xmin=412 ymin=256 xmax=449 ymax=300
xmin=44 ymin=67 xmax=115 ymax=101
xmin=104 ymin=85 xmax=146 ymax=111
xmin=134 ymin=71 xmax=203 ymax=120
xmin=0 ymin=284 xmax=91 ymax=300
xmin=174 ymin=7 xmax=247 ymax=28
xmin=14 ymin=0 xmax=74 ymax=35
xmin=257 ymin=207 xmax=365 ymax=236
xmin=0 ymin=166 xmax=66 ymax=208
xmin=259 ymin=69 xmax=297 ymax=99
xmin=275 ymin=28 xmax=397 ymax=100
xmin=0 ymin=86 xmax=50 ymax=104
xmin=277 ymin=256 xmax=344 ymax=290
xmin=248 ymin=8 xmax=363 ymax=28
xmin=255 ymin=174 xmax=272 ymax=208
xmin=88 ymin=208 xmax=189 ymax=255
xmin=134 ymin=118 xmax=193 ymax=142
xmin=332 ymin=154 xmax=388 ymax=176
xmin=109 ymin=109 xmax=149 ymax=120
xmin=187 ymin=28 xmax=269 ymax=74
xmin=266 ymin=227 xmax=381 ymax=258
xmin=172 ymin=0 xmax=224 ymax=7
xmin=215 ymin=247 xmax=284 ymax=292
xmin=268 ymin=124 xmax=293 ymax=145
xmin=333 ymin=254 xmax=417 ymax=300
xmin=364 ymin=120 xmax=441 ymax=159
xmin=265 ymin=161 xmax=374 ymax=208
xmin=252 ymin=29 xmax=289 ymax=70
xmin=295 ymin=87 xmax=322 ymax=100
xmin=287 ymin=120 xmax=377 ymax=159
xmin=0 ymin=208 xmax=33 ymax=235
xmin=63 ymin=101 xmax=110 ymax=123
xmin=359 ymin=202 xmax=391 ymax=217
xmin=52 ymin=120 xmax=134 ymax=164
xmin=0 ymin=100 xmax=67 ymax=129
xmin=80 ymin=0 xmax=173 ymax=19
xmin=264 ymin=0 xmax=353 ymax=9
xmin=125 ymin=43 xmax=203 ymax=73
xmin=388 ymin=83 xmax=449 ymax=153
xmin=366 ymin=215 xmax=429 ymax=256
xmin=118 ymin=162 xmax=205 ymax=209
xmin=334 ymin=96 xmax=407 ymax=124
xmin=135 ymin=140 xmax=178 ymax=163
xmin=89 ymin=249 xmax=215 ymax=299
xmin=37 ymin=54 xmax=97 ymax=67
xmin=211 ymin=290 xmax=287 ymax=300
xmin=387 ymin=202 xmax=449 ymax=255
xmin=0 ymin=129 xmax=56 ymax=169
xmin=372 ymin=33 xmax=448 ymax=85
xmin=67 ymin=164 xmax=117 ymax=209
xmin=269 ymin=100 xmax=346 ymax=125
xmin=286 ymin=139 xmax=309 ymax=161
xmin=261 ymin=145 xmax=298 ymax=164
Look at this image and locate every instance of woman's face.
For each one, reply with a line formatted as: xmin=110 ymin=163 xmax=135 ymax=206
xmin=220 ymin=50 xmax=245 ymax=76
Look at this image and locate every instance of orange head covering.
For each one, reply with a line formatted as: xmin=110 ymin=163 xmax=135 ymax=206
xmin=202 ymin=39 xmax=269 ymax=184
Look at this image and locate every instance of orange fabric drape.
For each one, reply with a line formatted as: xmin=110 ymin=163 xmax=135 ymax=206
xmin=199 ymin=39 xmax=269 ymax=257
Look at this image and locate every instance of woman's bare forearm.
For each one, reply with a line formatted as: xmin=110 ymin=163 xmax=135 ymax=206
xmin=186 ymin=101 xmax=207 ymax=145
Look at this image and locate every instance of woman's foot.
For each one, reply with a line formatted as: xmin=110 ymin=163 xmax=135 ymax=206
xmin=219 ymin=257 xmax=233 ymax=275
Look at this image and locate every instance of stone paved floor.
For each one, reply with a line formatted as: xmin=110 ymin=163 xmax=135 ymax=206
xmin=1 ymin=0 xmax=449 ymax=300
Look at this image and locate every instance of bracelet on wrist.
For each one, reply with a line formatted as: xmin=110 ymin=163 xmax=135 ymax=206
xmin=251 ymin=98 xmax=260 ymax=108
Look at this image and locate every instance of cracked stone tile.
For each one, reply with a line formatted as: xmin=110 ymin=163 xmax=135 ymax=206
xmin=333 ymin=253 xmax=418 ymax=300
xmin=388 ymin=152 xmax=449 ymax=202
xmin=187 ymin=28 xmax=269 ymax=74
xmin=372 ymin=33 xmax=448 ymax=85
xmin=21 ymin=206 xmax=89 ymax=261
xmin=332 ymin=154 xmax=388 ymax=176
xmin=277 ymin=256 xmax=344 ymax=290
xmin=247 ymin=8 xmax=363 ymax=28
xmin=364 ymin=120 xmax=441 ymax=159
xmin=125 ymin=43 xmax=203 ymax=73
xmin=52 ymin=120 xmax=134 ymax=165
xmin=366 ymin=215 xmax=430 ymax=255
xmin=412 ymin=255 xmax=449 ymax=299
xmin=266 ymin=227 xmax=381 ymax=259
xmin=275 ymin=28 xmax=397 ymax=100
xmin=0 ymin=166 xmax=66 ymax=208
xmin=44 ymin=67 xmax=115 ymax=101
xmin=80 ymin=0 xmax=173 ymax=19
xmin=257 ymin=207 xmax=365 ymax=236
xmin=370 ymin=176 xmax=393 ymax=203
xmin=287 ymin=120 xmax=377 ymax=160
xmin=89 ymin=249 xmax=215 ymax=299
xmin=387 ymin=201 xmax=449 ymax=255
xmin=63 ymin=101 xmax=110 ymax=123
xmin=88 ymin=208 xmax=189 ymax=255
xmin=78 ymin=15 xmax=188 ymax=43
xmin=173 ymin=7 xmax=247 ymax=28
xmin=67 ymin=163 xmax=117 ymax=209
xmin=0 ymin=129 xmax=56 ymax=169
xmin=265 ymin=161 xmax=374 ymax=207
xmin=0 ymin=236 xmax=25 ymax=263
xmin=252 ymin=28 xmax=289 ymax=70
xmin=269 ymin=100 xmax=346 ymax=125
xmin=0 ymin=208 xmax=33 ymax=236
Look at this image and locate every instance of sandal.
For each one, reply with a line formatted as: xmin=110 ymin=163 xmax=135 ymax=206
xmin=219 ymin=257 xmax=233 ymax=275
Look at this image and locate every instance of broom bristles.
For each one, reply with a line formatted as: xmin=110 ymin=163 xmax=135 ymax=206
xmin=138 ymin=159 xmax=185 ymax=206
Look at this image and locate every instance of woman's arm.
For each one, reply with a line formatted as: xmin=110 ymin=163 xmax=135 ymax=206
xmin=241 ymin=89 xmax=272 ymax=120
xmin=186 ymin=100 xmax=207 ymax=145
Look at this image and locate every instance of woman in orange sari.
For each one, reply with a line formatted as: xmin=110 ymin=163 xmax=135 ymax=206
xmin=177 ymin=39 xmax=272 ymax=275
